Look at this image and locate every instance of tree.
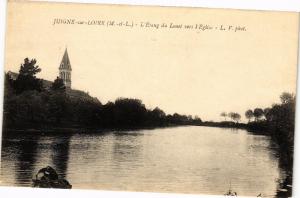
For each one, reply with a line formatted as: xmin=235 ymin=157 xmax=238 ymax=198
xmin=228 ymin=112 xmax=234 ymax=121
xmin=51 ymin=77 xmax=66 ymax=91
xmin=147 ymin=107 xmax=166 ymax=126
xmin=220 ymin=112 xmax=227 ymax=121
xmin=14 ymin=58 xmax=43 ymax=94
xmin=228 ymin=112 xmax=241 ymax=123
xmin=194 ymin=116 xmax=202 ymax=123
xmin=19 ymin=58 xmax=41 ymax=76
xmin=245 ymin=109 xmax=254 ymax=122
xmin=47 ymin=91 xmax=68 ymax=124
xmin=253 ymin=108 xmax=264 ymax=121
xmin=4 ymin=73 xmax=14 ymax=97
xmin=232 ymin=113 xmax=241 ymax=123
xmin=3 ymin=74 xmax=17 ymax=127
xmin=280 ymin=92 xmax=294 ymax=104
xmin=263 ymin=108 xmax=271 ymax=121
xmin=114 ymin=98 xmax=147 ymax=127
xmin=152 ymin=107 xmax=166 ymax=119
xmin=233 ymin=113 xmax=241 ymax=123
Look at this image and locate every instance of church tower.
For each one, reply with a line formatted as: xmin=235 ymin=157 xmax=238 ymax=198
xmin=59 ymin=48 xmax=72 ymax=88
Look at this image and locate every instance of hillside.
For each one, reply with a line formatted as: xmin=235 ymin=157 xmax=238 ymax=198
xmin=7 ymin=71 xmax=100 ymax=104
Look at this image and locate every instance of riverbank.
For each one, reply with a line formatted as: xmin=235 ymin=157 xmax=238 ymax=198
xmin=201 ymin=121 xmax=247 ymax=129
xmin=2 ymin=123 xmax=202 ymax=135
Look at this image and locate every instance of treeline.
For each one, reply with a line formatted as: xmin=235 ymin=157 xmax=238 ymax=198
xmin=220 ymin=112 xmax=241 ymax=123
xmin=243 ymin=92 xmax=295 ymax=147
xmin=245 ymin=93 xmax=295 ymax=164
xmin=218 ymin=93 xmax=295 ymax=147
xmin=218 ymin=92 xmax=295 ymax=157
xmin=3 ymin=58 xmax=202 ymax=130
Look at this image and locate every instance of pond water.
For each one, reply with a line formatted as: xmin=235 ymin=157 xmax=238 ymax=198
xmin=0 ymin=126 xmax=286 ymax=197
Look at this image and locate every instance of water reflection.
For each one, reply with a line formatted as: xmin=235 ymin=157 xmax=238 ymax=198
xmin=0 ymin=126 xmax=290 ymax=197
xmin=275 ymin=144 xmax=293 ymax=197
xmin=112 ymin=131 xmax=143 ymax=164
xmin=15 ymin=139 xmax=38 ymax=184
xmin=1 ymin=132 xmax=39 ymax=186
xmin=50 ymin=134 xmax=71 ymax=178
xmin=14 ymin=136 xmax=39 ymax=185
xmin=1 ymin=132 xmax=72 ymax=186
xmin=247 ymin=132 xmax=293 ymax=197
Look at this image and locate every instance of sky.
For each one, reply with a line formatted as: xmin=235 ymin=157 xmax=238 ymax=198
xmin=4 ymin=1 xmax=299 ymax=122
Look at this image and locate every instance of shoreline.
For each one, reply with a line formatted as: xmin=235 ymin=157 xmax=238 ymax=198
xmin=1 ymin=124 xmax=202 ymax=134
xmin=0 ymin=122 xmax=280 ymax=135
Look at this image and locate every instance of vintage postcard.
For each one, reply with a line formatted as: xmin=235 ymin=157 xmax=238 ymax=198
xmin=1 ymin=1 xmax=299 ymax=197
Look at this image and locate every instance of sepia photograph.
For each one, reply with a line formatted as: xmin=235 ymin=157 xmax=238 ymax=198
xmin=0 ymin=1 xmax=299 ymax=197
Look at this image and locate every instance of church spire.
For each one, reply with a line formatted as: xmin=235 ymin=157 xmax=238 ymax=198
xmin=59 ymin=48 xmax=72 ymax=88
xmin=59 ymin=48 xmax=72 ymax=70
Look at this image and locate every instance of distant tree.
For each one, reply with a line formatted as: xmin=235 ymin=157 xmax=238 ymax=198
xmin=245 ymin=109 xmax=254 ymax=122
xmin=146 ymin=107 xmax=166 ymax=126
xmin=228 ymin=112 xmax=234 ymax=121
xmin=233 ymin=113 xmax=241 ymax=123
xmin=228 ymin=112 xmax=241 ymax=123
xmin=280 ymin=92 xmax=294 ymax=104
xmin=51 ymin=77 xmax=66 ymax=91
xmin=194 ymin=116 xmax=202 ymax=123
xmin=14 ymin=58 xmax=43 ymax=94
xmin=220 ymin=112 xmax=227 ymax=121
xmin=172 ymin=113 xmax=183 ymax=124
xmin=236 ymin=113 xmax=241 ymax=123
xmin=152 ymin=107 xmax=166 ymax=119
xmin=253 ymin=108 xmax=264 ymax=121
xmin=114 ymin=98 xmax=147 ymax=126
xmin=263 ymin=107 xmax=271 ymax=121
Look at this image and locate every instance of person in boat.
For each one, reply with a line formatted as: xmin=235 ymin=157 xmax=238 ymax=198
xmin=35 ymin=166 xmax=58 ymax=181
xmin=33 ymin=166 xmax=72 ymax=189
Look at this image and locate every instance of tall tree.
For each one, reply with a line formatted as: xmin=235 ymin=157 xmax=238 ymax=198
xmin=14 ymin=58 xmax=43 ymax=94
xmin=19 ymin=58 xmax=41 ymax=76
